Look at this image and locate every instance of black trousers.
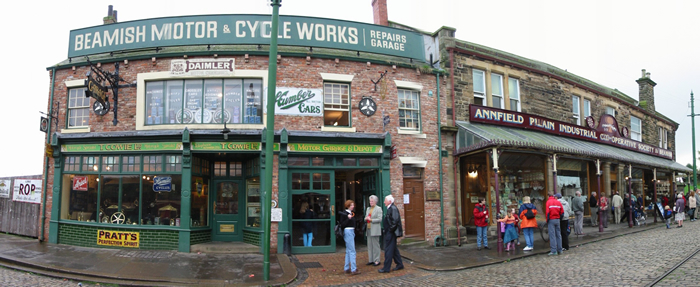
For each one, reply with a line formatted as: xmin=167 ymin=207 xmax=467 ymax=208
xmin=381 ymin=232 xmax=403 ymax=271
xmin=621 ymin=210 xmax=630 ymax=223
xmin=560 ymin=219 xmax=569 ymax=249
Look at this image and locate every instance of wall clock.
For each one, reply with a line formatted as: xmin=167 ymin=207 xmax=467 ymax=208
xmin=359 ymin=97 xmax=377 ymax=117
xmin=93 ymin=100 xmax=110 ymax=116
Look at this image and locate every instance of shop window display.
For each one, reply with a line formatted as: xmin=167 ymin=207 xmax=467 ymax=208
xmin=142 ymin=175 xmax=182 ymax=226
xmin=99 ymin=175 xmax=140 ymax=225
xmin=191 ymin=177 xmax=209 ymax=227
xmin=556 ymin=158 xmax=589 ymax=211
xmin=491 ymin=153 xmax=547 ymax=222
xmin=62 ymin=174 xmax=98 ymax=222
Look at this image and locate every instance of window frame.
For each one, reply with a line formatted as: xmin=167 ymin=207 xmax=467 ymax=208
xmin=67 ymin=87 xmax=90 ymax=128
xmin=630 ymin=116 xmax=642 ymax=141
xmin=473 ymin=69 xmax=486 ymax=106
xmin=398 ymin=88 xmax=421 ymax=131
xmin=508 ymin=78 xmax=521 ymax=112
xmin=323 ymin=81 xmax=351 ymax=127
xmin=490 ymin=73 xmax=504 ymax=109
xmin=583 ymin=99 xmax=591 ymax=119
xmin=605 ymin=106 xmax=616 ymax=116
xmin=572 ymin=95 xmax=581 ymax=125
xmin=659 ymin=127 xmax=668 ymax=149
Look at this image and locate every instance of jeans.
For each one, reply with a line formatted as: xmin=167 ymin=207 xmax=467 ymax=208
xmin=523 ymin=227 xmax=534 ymax=248
xmin=476 ymin=226 xmax=488 ymax=247
xmin=343 ymin=229 xmax=357 ymax=272
xmin=548 ymin=219 xmax=562 ymax=254
xmin=303 ymin=232 xmax=313 ymax=247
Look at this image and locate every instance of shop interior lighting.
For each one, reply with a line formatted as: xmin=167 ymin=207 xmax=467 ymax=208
xmin=93 ymin=165 xmax=98 ymax=171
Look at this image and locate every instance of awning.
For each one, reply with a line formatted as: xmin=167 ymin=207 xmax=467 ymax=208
xmin=456 ymin=121 xmax=691 ymax=173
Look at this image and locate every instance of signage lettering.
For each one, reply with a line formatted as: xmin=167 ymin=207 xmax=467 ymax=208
xmin=288 ymin=143 xmax=382 ymax=153
xmin=274 ymin=88 xmax=323 ymax=116
xmin=12 ymin=179 xmax=42 ymax=204
xmin=72 ymin=176 xmax=88 ymax=191
xmin=469 ymin=105 xmax=673 ymax=159
xmin=85 ymin=77 xmax=107 ymax=104
xmin=0 ymin=180 xmax=10 ymax=198
xmin=97 ymin=230 xmax=140 ymax=248
xmin=61 ymin=142 xmax=182 ymax=153
xmin=68 ymin=15 xmax=424 ymax=60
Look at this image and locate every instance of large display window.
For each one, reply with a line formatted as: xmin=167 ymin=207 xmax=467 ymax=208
xmin=491 ymin=153 xmax=547 ymax=221
xmin=556 ymin=158 xmax=589 ymax=213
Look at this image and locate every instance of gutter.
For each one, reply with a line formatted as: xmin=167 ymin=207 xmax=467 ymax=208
xmin=437 ymin=71 xmax=446 ymax=246
xmin=40 ymin=67 xmax=56 ymax=242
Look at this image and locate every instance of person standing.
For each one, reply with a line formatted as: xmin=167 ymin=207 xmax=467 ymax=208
xmin=364 ymin=195 xmax=383 ymax=266
xmin=556 ymin=193 xmax=571 ymax=251
xmin=339 ymin=200 xmax=360 ymax=275
xmin=621 ymin=194 xmax=631 ymax=224
xmin=498 ymin=209 xmax=519 ymax=251
xmin=612 ymin=191 xmax=623 ymax=224
xmin=688 ymin=191 xmax=696 ymax=222
xmin=600 ymin=192 xmax=610 ymax=228
xmin=546 ymin=193 xmax=563 ymax=256
xmin=518 ymin=196 xmax=538 ymax=251
xmin=590 ymin=192 xmax=599 ymax=227
xmin=571 ymin=191 xmax=584 ymax=235
xmin=300 ymin=202 xmax=315 ymax=247
xmin=695 ymin=190 xmax=700 ymax=220
xmin=378 ymin=195 xmax=404 ymax=273
xmin=473 ymin=198 xmax=491 ymax=251
xmin=675 ymin=194 xmax=685 ymax=228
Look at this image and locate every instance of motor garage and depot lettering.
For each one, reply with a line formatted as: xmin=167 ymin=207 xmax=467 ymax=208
xmin=288 ymin=143 xmax=382 ymax=153
xmin=68 ymin=15 xmax=424 ymax=60
xmin=469 ymin=105 xmax=674 ymax=159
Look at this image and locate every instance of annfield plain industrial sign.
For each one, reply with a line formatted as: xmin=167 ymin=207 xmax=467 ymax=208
xmin=68 ymin=15 xmax=425 ymax=60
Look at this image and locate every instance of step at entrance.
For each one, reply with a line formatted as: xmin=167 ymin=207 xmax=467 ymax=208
xmin=191 ymin=241 xmax=259 ymax=254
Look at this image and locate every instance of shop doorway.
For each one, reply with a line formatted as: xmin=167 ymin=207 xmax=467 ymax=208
xmin=403 ymin=166 xmax=425 ymax=240
xmin=290 ymin=171 xmax=336 ymax=253
xmin=211 ymin=180 xmax=244 ymax=241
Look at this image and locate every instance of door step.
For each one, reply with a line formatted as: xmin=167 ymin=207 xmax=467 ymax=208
xmin=191 ymin=241 xmax=260 ymax=254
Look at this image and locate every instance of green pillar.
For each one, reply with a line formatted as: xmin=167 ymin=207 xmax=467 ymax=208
xmin=276 ymin=128 xmax=289 ymax=254
xmin=178 ymin=128 xmax=192 ymax=252
xmin=381 ymin=134 xmax=392 ymax=199
xmin=48 ymin=136 xmax=62 ymax=244
xmin=691 ymin=91 xmax=697 ymax=190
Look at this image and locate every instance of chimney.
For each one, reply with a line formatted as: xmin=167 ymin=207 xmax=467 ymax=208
xmin=636 ymin=69 xmax=657 ymax=113
xmin=103 ymin=5 xmax=118 ymax=24
xmin=372 ymin=0 xmax=388 ymax=26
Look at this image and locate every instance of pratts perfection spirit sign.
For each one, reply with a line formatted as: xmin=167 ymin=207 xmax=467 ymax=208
xmin=469 ymin=105 xmax=673 ymax=159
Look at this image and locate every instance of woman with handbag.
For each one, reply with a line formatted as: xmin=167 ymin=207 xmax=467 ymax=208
xmin=364 ymin=195 xmax=383 ymax=266
xmin=339 ymin=200 xmax=360 ymax=275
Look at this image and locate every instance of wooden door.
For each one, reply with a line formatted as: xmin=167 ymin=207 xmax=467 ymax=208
xmin=403 ymin=179 xmax=425 ymax=240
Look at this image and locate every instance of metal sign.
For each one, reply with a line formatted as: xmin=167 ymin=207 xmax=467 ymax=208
xmin=12 ymin=179 xmax=42 ymax=204
xmin=84 ymin=76 xmax=107 ymax=105
xmin=68 ymin=15 xmax=425 ymax=60
xmin=40 ymin=117 xmax=49 ymax=133
xmin=72 ymin=176 xmax=88 ymax=191
xmin=153 ymin=176 xmax=172 ymax=192
xmin=0 ymin=180 xmax=10 ymax=198
xmin=274 ymin=87 xmax=323 ymax=116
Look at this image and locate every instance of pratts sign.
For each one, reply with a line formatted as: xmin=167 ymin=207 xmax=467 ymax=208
xmin=68 ymin=15 xmax=424 ymax=60
xmin=469 ymin=105 xmax=674 ymax=159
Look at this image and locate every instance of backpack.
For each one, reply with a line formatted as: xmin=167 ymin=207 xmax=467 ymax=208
xmin=524 ymin=207 xmax=535 ymax=219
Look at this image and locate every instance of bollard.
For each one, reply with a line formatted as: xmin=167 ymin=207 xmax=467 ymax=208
xmin=284 ymin=233 xmax=291 ymax=255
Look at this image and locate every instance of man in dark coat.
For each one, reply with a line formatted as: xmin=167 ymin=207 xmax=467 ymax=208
xmin=378 ymin=195 xmax=404 ymax=273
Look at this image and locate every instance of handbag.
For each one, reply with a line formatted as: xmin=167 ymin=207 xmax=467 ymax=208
xmin=335 ymin=222 xmax=344 ymax=238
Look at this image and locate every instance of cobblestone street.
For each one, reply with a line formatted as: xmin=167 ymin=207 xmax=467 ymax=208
xmin=0 ymin=266 xmax=79 ymax=287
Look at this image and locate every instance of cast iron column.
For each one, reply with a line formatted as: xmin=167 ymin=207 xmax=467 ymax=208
xmin=628 ymin=164 xmax=633 ymax=228
xmin=691 ymin=91 xmax=697 ymax=189
xmin=490 ymin=148 xmax=502 ymax=252
xmin=597 ymin=160 xmax=603 ymax=232
xmin=653 ymin=169 xmax=657 ymax=223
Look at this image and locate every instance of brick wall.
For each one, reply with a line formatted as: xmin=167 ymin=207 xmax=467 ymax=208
xmin=58 ymin=223 xmax=179 ymax=250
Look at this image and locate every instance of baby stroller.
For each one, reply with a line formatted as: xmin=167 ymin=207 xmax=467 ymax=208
xmin=633 ymin=204 xmax=646 ymax=226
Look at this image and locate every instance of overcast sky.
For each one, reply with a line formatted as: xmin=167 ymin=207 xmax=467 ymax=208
xmin=0 ymin=0 xmax=697 ymax=177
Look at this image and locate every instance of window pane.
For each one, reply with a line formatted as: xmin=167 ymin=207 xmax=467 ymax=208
xmin=510 ymin=99 xmax=519 ymax=112
xmin=65 ymin=156 xmax=80 ymax=172
xmin=204 ymin=79 xmax=222 ymax=124
xmin=122 ymin=156 xmax=141 ymax=172
xmin=288 ymin=157 xmax=310 ymax=166
xmin=215 ymin=162 xmax=226 ymax=176
xmin=323 ymin=82 xmax=350 ymax=126
xmin=191 ymin=177 xmax=209 ymax=227
xmin=473 ymin=70 xmax=485 ymax=93
xmin=508 ymin=78 xmax=519 ymax=100
xmin=142 ymin=175 xmax=182 ymax=226
xmin=572 ymin=96 xmax=580 ymax=114
xmin=311 ymin=157 xmax=329 ymax=166
xmin=341 ymin=158 xmax=356 ymax=166
xmin=224 ymin=79 xmax=243 ymax=123
xmin=292 ymin=173 xmax=310 ymax=190
xmin=215 ymin=181 xmax=239 ymax=214
xmin=491 ymin=74 xmax=503 ymax=96
xmin=102 ymin=156 xmax=119 ymax=173
xmin=231 ymin=162 xmax=242 ymax=176
xmin=146 ymin=81 xmax=165 ymax=125
xmin=474 ymin=97 xmax=484 ymax=106
xmin=359 ymin=158 xmax=378 ymax=166
xmin=63 ymin=174 xmax=98 ymax=222
xmin=144 ymin=155 xmax=162 ymax=172
xmin=244 ymin=79 xmax=263 ymax=124
xmin=606 ymin=106 xmax=615 ymax=116
xmin=82 ymin=156 xmax=99 ymax=172
xmin=184 ymin=80 xmax=203 ymax=124
xmin=99 ymin=175 xmax=121 ymax=223
xmin=120 ymin=175 xmax=140 ymax=225
xmin=312 ymin=173 xmax=331 ymax=190
xmin=492 ymin=95 xmax=502 ymax=109
xmin=166 ymin=81 xmax=183 ymax=124
xmin=166 ymin=155 xmax=182 ymax=172
xmin=583 ymin=99 xmax=591 ymax=118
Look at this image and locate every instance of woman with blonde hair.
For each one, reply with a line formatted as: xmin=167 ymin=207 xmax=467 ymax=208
xmin=299 ymin=202 xmax=314 ymax=246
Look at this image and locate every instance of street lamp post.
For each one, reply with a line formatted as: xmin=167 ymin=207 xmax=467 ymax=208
xmin=596 ymin=160 xmax=603 ymax=233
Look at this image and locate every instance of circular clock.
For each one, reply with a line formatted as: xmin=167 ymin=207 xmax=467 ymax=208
xmin=585 ymin=116 xmax=595 ymax=129
xmin=359 ymin=97 xmax=377 ymax=117
xmin=622 ymin=127 xmax=629 ymax=138
xmin=93 ymin=100 xmax=110 ymax=116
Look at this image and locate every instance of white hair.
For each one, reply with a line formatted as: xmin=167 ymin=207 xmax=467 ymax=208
xmin=385 ymin=195 xmax=395 ymax=204
xmin=575 ymin=190 xmax=581 ymax=196
xmin=369 ymin=195 xmax=379 ymax=202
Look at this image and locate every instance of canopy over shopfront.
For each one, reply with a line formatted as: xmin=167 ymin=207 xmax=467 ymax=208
xmin=455 ymin=120 xmax=691 ymax=174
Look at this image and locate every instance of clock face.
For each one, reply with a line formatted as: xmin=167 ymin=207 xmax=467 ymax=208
xmin=93 ymin=100 xmax=110 ymax=116
xmin=359 ymin=97 xmax=377 ymax=117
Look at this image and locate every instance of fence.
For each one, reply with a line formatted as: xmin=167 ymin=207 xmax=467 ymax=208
xmin=0 ymin=175 xmax=42 ymax=238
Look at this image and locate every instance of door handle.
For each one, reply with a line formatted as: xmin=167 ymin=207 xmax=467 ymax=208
xmin=331 ymin=205 xmax=335 ymax=213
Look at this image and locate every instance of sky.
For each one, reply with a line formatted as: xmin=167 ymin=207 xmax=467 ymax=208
xmin=0 ymin=0 xmax=698 ymax=177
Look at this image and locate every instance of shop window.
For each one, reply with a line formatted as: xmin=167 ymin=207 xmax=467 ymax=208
xmin=630 ymin=116 xmax=642 ymax=141
xmin=323 ymin=82 xmax=350 ymax=127
xmin=605 ymin=106 xmax=616 ymax=116
xmin=583 ymin=99 xmax=591 ymax=119
xmin=311 ymin=157 xmax=330 ymax=166
xmin=142 ymin=175 xmax=182 ymax=226
xmin=659 ymin=127 xmax=668 ymax=149
xmin=246 ymin=158 xmax=260 ymax=176
xmin=508 ymin=78 xmax=520 ymax=112
xmin=288 ymin=157 xmax=310 ymax=166
xmin=359 ymin=158 xmax=378 ymax=167
xmin=122 ymin=156 xmax=141 ymax=172
xmin=398 ymin=89 xmax=421 ymax=131
xmin=65 ymin=156 xmax=80 ymax=172
xmin=67 ymin=87 xmax=90 ymax=128
xmin=494 ymin=153 xmax=546 ymax=219
xmin=191 ymin=177 xmax=209 ymax=227
xmin=292 ymin=173 xmax=310 ymax=190
xmin=82 ymin=156 xmax=99 ymax=172
xmin=144 ymin=155 xmax=163 ymax=172
xmin=230 ymin=162 xmax=242 ymax=176
xmin=473 ymin=69 xmax=485 ymax=106
xmin=62 ymin=174 xmax=98 ymax=222
xmin=166 ymin=155 xmax=182 ymax=172
xmin=145 ymin=78 xmax=262 ymax=125
xmin=102 ymin=156 xmax=119 ymax=173
xmin=572 ymin=95 xmax=581 ymax=125
xmin=491 ymin=74 xmax=504 ymax=109
xmin=312 ymin=173 xmax=331 ymax=190
xmin=99 ymin=175 xmax=121 ymax=222
xmin=215 ymin=162 xmax=226 ymax=176
xmin=340 ymin=158 xmax=357 ymax=166
xmin=246 ymin=179 xmax=261 ymax=227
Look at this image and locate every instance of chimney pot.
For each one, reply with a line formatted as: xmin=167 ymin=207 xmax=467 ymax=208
xmin=641 ymin=69 xmax=646 ymax=78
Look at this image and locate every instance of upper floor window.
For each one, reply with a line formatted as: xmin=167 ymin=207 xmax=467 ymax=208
xmin=144 ymin=78 xmax=262 ymax=126
xmin=473 ymin=69 xmax=486 ymax=106
xmin=508 ymin=78 xmax=520 ymax=112
xmin=323 ymin=82 xmax=350 ymax=127
xmin=398 ymin=89 xmax=421 ymax=131
xmin=659 ymin=127 xmax=668 ymax=149
xmin=605 ymin=106 xmax=616 ymax=116
xmin=583 ymin=99 xmax=591 ymax=119
xmin=491 ymin=74 xmax=504 ymax=109
xmin=68 ymin=87 xmax=90 ymax=128
xmin=572 ymin=95 xmax=581 ymax=125
xmin=630 ymin=116 xmax=642 ymax=141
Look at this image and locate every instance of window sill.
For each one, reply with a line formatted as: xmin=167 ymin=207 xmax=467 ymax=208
xmin=61 ymin=127 xmax=91 ymax=134
xmin=398 ymin=129 xmax=426 ymax=138
xmin=321 ymin=126 xmax=356 ymax=132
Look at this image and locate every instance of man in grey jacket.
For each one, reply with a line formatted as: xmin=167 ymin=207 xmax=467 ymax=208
xmin=571 ymin=190 xmax=584 ymax=235
xmin=556 ymin=193 xmax=572 ymax=251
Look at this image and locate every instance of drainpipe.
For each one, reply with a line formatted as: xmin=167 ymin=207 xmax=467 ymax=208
xmin=437 ymin=71 xmax=446 ymax=246
xmin=449 ymin=48 xmax=461 ymax=246
xmin=40 ymin=67 xmax=56 ymax=242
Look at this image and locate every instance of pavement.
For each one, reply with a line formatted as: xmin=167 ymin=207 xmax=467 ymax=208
xmin=0 ymin=216 xmax=672 ymax=286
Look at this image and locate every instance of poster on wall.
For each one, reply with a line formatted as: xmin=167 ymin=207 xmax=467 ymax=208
xmin=0 ymin=179 xmax=10 ymax=198
xmin=274 ymin=87 xmax=323 ymax=117
xmin=72 ymin=176 xmax=88 ymax=191
xmin=12 ymin=179 xmax=42 ymax=204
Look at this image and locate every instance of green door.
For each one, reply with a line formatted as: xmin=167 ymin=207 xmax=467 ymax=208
xmin=211 ymin=180 xmax=244 ymax=241
xmin=290 ymin=171 xmax=335 ymax=253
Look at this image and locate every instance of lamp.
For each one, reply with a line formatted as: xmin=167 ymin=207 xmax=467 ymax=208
xmin=221 ymin=122 xmax=231 ymax=140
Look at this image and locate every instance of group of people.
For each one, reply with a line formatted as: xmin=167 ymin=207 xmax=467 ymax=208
xmin=338 ymin=195 xmax=404 ymax=275
xmin=662 ymin=190 xmax=699 ymax=228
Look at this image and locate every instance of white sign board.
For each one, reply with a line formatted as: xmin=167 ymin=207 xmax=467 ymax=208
xmin=0 ymin=179 xmax=10 ymax=198
xmin=403 ymin=194 xmax=410 ymax=204
xmin=271 ymin=208 xmax=283 ymax=222
xmin=274 ymin=87 xmax=323 ymax=117
xmin=12 ymin=179 xmax=42 ymax=204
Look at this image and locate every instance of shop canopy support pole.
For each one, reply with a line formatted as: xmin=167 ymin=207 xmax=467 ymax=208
xmin=596 ymin=160 xmax=603 ymax=233
xmin=690 ymin=91 xmax=697 ymax=190
xmin=627 ymin=164 xmax=633 ymax=228
xmin=262 ymin=0 xmax=281 ymax=281
xmin=653 ymin=168 xmax=657 ymax=224
xmin=489 ymin=148 xmax=503 ymax=253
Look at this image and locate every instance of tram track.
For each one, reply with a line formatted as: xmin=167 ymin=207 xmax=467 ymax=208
xmin=645 ymin=246 xmax=700 ymax=287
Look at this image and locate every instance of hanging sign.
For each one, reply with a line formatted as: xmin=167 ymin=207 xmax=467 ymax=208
xmin=12 ymin=179 xmax=42 ymax=204
xmin=0 ymin=180 xmax=10 ymax=198
xmin=72 ymin=176 xmax=89 ymax=191
xmin=97 ymin=230 xmax=140 ymax=248
xmin=84 ymin=77 xmax=108 ymax=106
xmin=274 ymin=87 xmax=323 ymax=116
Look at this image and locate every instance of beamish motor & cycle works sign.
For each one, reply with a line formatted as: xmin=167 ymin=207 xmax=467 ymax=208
xmin=97 ymin=230 xmax=140 ymax=248
xmin=469 ymin=105 xmax=673 ymax=159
